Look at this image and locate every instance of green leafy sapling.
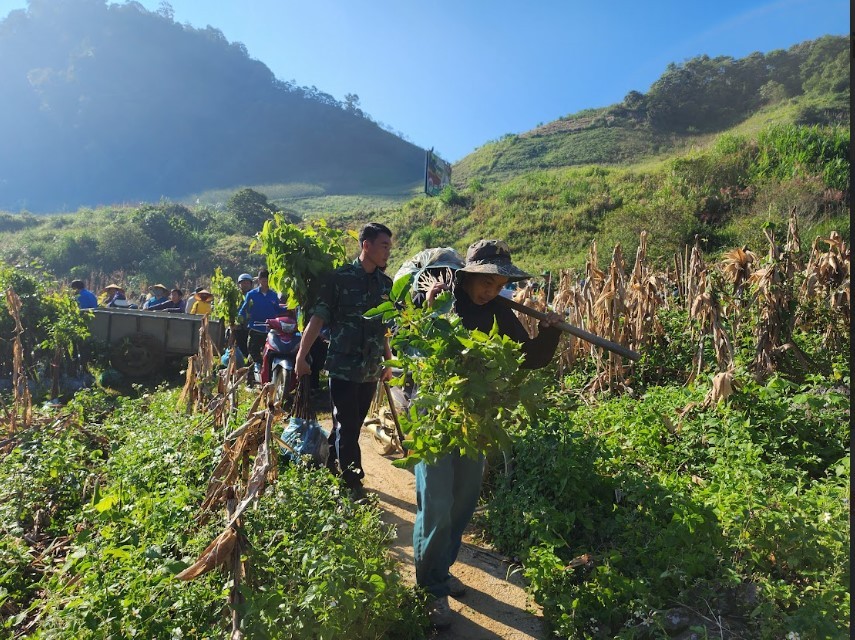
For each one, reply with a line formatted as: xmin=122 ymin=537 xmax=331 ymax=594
xmin=366 ymin=274 xmax=547 ymax=467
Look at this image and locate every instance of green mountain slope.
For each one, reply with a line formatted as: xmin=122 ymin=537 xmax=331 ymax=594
xmin=0 ymin=0 xmax=424 ymax=212
xmin=454 ymin=36 xmax=849 ymax=188
xmin=0 ymin=35 xmax=847 ymax=287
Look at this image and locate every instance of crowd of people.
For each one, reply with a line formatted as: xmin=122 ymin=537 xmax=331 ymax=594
xmin=70 ymin=279 xmax=217 ymax=315
xmin=69 ymin=223 xmax=563 ymax=629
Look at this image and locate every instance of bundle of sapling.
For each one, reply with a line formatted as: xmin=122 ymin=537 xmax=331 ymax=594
xmin=367 ymin=278 xmax=547 ymax=467
xmin=210 ymin=267 xmax=243 ymax=326
xmin=256 ymin=215 xmax=355 ymax=310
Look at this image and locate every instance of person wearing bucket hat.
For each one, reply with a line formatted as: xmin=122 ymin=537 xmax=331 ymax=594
xmin=101 ymin=283 xmax=132 ymax=308
xmin=143 ymin=284 xmax=170 ymax=309
xmin=415 ymin=239 xmax=563 ymax=627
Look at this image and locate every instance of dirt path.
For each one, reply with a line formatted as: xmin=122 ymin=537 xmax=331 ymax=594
xmin=354 ymin=425 xmax=546 ymax=639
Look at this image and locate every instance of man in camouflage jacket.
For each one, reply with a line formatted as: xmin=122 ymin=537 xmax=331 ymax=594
xmin=295 ymin=222 xmax=394 ymax=495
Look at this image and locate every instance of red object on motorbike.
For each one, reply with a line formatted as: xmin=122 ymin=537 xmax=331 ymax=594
xmin=259 ymin=310 xmax=300 ymax=385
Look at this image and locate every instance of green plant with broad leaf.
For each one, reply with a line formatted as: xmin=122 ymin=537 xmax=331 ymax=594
xmin=366 ymin=274 xmax=547 ymax=467
xmin=256 ymin=216 xmax=356 ymax=310
xmin=209 ymin=267 xmax=243 ymax=326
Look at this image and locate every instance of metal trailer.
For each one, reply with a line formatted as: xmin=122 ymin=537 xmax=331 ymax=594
xmin=87 ymin=308 xmax=225 ymax=378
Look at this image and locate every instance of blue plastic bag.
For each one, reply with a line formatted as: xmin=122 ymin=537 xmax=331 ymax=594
xmin=220 ymin=346 xmax=246 ymax=367
xmin=280 ymin=416 xmax=329 ymax=466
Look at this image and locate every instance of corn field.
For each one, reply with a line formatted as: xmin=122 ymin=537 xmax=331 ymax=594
xmin=513 ymin=212 xmax=849 ymax=394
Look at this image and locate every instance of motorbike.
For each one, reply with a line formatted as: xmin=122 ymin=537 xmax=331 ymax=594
xmin=248 ymin=312 xmax=303 ymax=406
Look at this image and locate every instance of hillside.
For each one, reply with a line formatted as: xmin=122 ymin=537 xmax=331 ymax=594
xmin=453 ymin=36 xmax=849 ymax=187
xmin=0 ymin=0 xmax=424 ymax=212
xmin=0 ymin=33 xmax=848 ymax=289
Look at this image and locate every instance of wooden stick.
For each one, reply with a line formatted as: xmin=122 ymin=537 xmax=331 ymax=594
xmin=496 ymin=296 xmax=641 ymax=361
xmin=382 ymin=381 xmax=406 ymax=452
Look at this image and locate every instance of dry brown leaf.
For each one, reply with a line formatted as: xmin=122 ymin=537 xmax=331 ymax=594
xmin=176 ymin=526 xmax=237 ymax=581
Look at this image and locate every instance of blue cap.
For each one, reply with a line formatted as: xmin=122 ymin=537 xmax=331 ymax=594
xmin=238 ymin=273 xmax=253 ymax=282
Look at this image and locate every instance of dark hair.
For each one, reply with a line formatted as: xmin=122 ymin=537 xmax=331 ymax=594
xmin=359 ymin=222 xmax=392 ymax=245
xmin=258 ymin=268 xmax=269 ymax=278
xmin=171 ymin=288 xmax=183 ymax=296
xmin=70 ymin=279 xmax=85 ymax=290
xmin=194 ymin=286 xmax=204 ymax=293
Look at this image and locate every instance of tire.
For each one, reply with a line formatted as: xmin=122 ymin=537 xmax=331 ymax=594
xmin=110 ymin=332 xmax=166 ymax=378
xmin=272 ymin=366 xmax=293 ymax=407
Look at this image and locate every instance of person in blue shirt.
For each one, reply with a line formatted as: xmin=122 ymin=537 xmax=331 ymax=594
xmin=143 ymin=284 xmax=170 ymax=309
xmin=147 ymin=288 xmax=186 ymax=312
xmin=71 ymin=279 xmax=98 ymax=309
xmin=237 ymin=268 xmax=280 ymax=382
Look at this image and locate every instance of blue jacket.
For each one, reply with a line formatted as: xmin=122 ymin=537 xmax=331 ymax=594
xmin=143 ymin=295 xmax=168 ymax=309
xmin=238 ymin=287 xmax=280 ymax=327
xmin=76 ymin=288 xmax=98 ymax=309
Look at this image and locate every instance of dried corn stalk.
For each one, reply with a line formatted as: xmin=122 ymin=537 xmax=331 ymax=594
xmin=797 ymin=230 xmax=850 ymax=347
xmin=176 ymin=525 xmax=238 ymax=581
xmin=6 ymin=288 xmax=32 ymax=432
xmin=178 ymin=316 xmax=219 ymax=414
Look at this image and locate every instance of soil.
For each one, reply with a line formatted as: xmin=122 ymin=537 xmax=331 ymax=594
xmin=320 ymin=406 xmax=546 ymax=639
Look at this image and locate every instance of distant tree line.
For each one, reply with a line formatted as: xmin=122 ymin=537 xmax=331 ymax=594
xmin=0 ymin=188 xmax=288 ymax=286
xmin=614 ymin=35 xmax=849 ymax=132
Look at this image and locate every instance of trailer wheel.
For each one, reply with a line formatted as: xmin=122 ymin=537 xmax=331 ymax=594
xmin=110 ymin=332 xmax=166 ymax=378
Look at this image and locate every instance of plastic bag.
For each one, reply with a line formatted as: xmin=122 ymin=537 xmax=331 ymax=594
xmin=280 ymin=416 xmax=329 ymax=466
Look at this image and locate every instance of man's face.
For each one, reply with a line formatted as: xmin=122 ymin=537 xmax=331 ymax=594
xmin=258 ymin=275 xmax=269 ymax=290
xmin=462 ymin=273 xmax=510 ymax=306
xmin=239 ymin=279 xmax=253 ymax=293
xmin=363 ymin=233 xmax=392 ymax=269
xmin=170 ymin=291 xmax=182 ymax=303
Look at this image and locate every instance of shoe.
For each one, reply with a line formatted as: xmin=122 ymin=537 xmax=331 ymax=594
xmin=345 ymin=478 xmax=365 ymax=502
xmin=447 ymin=574 xmax=466 ymax=598
xmin=427 ymin=596 xmax=452 ymax=628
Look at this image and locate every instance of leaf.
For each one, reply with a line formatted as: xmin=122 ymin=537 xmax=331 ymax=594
xmin=368 ymin=573 xmax=387 ymax=593
xmin=94 ymin=495 xmax=118 ymax=513
xmin=390 ymin=273 xmax=414 ymax=302
xmin=364 ymin=301 xmax=395 ymax=319
xmin=392 ymin=456 xmax=418 ymax=469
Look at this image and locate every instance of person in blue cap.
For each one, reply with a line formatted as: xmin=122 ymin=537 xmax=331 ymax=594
xmin=230 ymin=273 xmax=255 ymax=366
xmin=237 ymin=268 xmax=279 ymax=384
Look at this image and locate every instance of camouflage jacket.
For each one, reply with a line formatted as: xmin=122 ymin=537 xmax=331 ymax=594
xmin=309 ymin=258 xmax=392 ymax=383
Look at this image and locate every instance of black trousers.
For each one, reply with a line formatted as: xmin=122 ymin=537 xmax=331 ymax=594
xmin=328 ymin=377 xmax=377 ymax=485
xmin=231 ymin=327 xmax=249 ymax=359
xmin=247 ymin=331 xmax=266 ymax=365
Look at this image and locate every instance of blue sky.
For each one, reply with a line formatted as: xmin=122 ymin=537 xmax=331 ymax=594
xmin=0 ymin=0 xmax=849 ymax=161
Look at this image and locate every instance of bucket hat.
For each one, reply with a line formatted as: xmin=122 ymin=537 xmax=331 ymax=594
xmin=456 ymin=239 xmax=531 ymax=282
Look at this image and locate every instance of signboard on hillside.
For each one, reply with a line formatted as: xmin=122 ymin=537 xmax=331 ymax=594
xmin=424 ymin=149 xmax=452 ymax=196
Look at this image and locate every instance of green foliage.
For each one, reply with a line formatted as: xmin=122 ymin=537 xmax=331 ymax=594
xmin=257 ymin=216 xmax=355 ymax=309
xmin=368 ymin=285 xmax=547 ymax=467
xmin=38 ymin=291 xmax=91 ymax=359
xmin=226 ymin=188 xmax=282 ymax=235
xmin=0 ymin=261 xmax=91 ymax=392
xmin=751 ymin=124 xmax=849 ymax=192
xmin=384 ymin=122 xmax=848 ymax=275
xmin=481 ymin=371 xmax=850 ymax=638
xmin=209 ymin=267 xmax=243 ymax=325
xmin=2 ymin=388 xmax=428 ymax=638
